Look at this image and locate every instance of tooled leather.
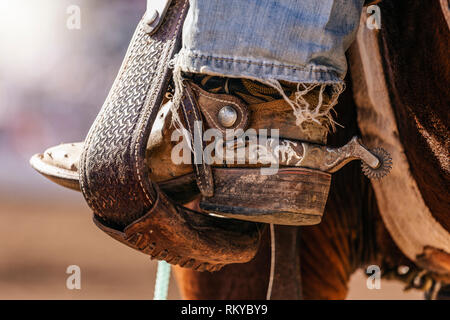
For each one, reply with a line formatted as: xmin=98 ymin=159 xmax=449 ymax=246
xmin=180 ymin=82 xmax=214 ymax=197
xmin=78 ymin=0 xmax=260 ymax=270
xmin=189 ymin=83 xmax=249 ymax=135
xmin=80 ymin=0 xmax=189 ymax=227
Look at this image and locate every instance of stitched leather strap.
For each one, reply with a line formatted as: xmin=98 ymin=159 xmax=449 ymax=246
xmin=189 ymin=82 xmax=249 ymax=136
xmin=180 ymin=81 xmax=215 ymax=197
xmin=80 ymin=0 xmax=189 ymax=227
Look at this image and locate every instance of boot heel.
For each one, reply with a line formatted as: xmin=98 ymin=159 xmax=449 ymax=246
xmin=200 ymin=167 xmax=331 ymax=226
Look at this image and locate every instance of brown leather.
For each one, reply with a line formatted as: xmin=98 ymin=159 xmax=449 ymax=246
xmin=189 ymin=80 xmax=326 ymax=143
xmin=79 ymin=0 xmax=190 ymax=227
xmin=200 ymin=167 xmax=331 ymax=226
xmin=248 ymin=99 xmax=328 ymax=143
xmin=172 ymin=79 xmax=333 ymax=225
xmin=180 ymin=81 xmax=214 ymax=197
xmin=146 ymin=91 xmax=330 ymax=184
xmin=416 ymin=247 xmax=450 ymax=276
xmin=93 ymin=186 xmax=261 ymax=271
xmin=190 ymin=82 xmax=249 ymax=135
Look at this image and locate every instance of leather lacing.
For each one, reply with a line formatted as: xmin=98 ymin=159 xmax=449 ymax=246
xmin=125 ymin=230 xmax=225 ymax=272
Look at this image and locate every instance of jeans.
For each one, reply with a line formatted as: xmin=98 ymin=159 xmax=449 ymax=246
xmin=177 ymin=0 xmax=365 ymax=84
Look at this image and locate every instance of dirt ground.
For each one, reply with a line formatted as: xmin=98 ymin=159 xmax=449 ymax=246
xmin=0 ymin=181 xmax=422 ymax=300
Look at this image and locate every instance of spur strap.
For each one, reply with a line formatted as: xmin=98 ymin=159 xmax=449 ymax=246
xmin=80 ymin=0 xmax=189 ymax=227
xmin=180 ymin=81 xmax=215 ymax=197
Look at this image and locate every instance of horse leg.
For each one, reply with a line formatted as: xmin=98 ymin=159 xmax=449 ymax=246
xmin=173 ymin=227 xmax=271 ymax=299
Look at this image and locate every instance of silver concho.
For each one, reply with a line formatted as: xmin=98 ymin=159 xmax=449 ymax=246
xmin=218 ymin=106 xmax=238 ymax=128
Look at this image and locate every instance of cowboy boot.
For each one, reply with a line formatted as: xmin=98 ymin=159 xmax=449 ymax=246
xmin=144 ymin=73 xmax=392 ymax=225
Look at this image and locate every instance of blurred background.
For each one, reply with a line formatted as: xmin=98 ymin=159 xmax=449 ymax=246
xmin=0 ymin=0 xmax=421 ymax=299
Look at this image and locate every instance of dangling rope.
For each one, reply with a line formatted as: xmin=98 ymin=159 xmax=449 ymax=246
xmin=154 ymin=226 xmax=276 ymax=300
xmin=266 ymin=223 xmax=276 ymax=300
xmin=153 ymin=260 xmax=171 ymax=300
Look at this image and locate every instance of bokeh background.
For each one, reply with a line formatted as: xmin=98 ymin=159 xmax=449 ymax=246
xmin=0 ymin=0 xmax=421 ymax=299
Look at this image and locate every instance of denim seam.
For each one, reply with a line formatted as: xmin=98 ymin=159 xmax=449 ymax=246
xmin=184 ymin=52 xmax=336 ymax=74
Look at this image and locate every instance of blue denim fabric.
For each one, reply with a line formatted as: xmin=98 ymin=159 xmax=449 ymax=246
xmin=178 ymin=0 xmax=364 ymax=84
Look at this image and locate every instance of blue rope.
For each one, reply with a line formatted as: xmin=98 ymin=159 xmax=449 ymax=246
xmin=153 ymin=260 xmax=171 ymax=300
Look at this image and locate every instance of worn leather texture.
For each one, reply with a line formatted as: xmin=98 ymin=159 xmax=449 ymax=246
xmin=93 ymin=186 xmax=261 ymax=272
xmin=180 ymin=82 xmax=215 ymax=197
xmin=80 ymin=0 xmax=189 ymax=227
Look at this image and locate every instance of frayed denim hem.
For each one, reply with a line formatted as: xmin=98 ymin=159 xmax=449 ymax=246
xmin=176 ymin=49 xmax=345 ymax=86
xmin=170 ymin=50 xmax=346 ymax=132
